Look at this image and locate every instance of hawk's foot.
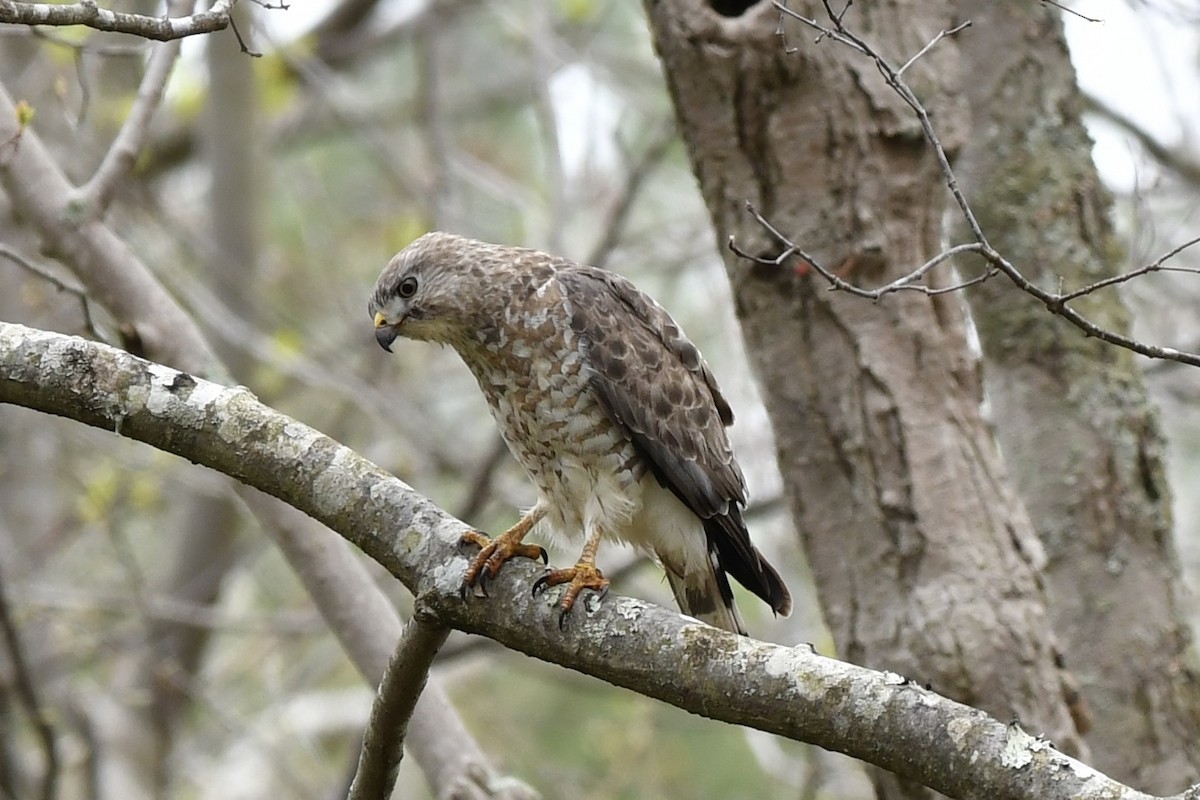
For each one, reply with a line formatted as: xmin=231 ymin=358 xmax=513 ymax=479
xmin=459 ymin=529 xmax=548 ymax=599
xmin=532 ymin=563 xmax=610 ymax=629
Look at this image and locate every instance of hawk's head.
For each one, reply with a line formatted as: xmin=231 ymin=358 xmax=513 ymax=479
xmin=369 ymin=231 xmax=483 ymax=351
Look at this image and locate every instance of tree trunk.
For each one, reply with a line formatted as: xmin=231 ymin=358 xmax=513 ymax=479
xmin=953 ymin=3 xmax=1200 ymax=792
xmin=643 ymin=0 xmax=1083 ymax=794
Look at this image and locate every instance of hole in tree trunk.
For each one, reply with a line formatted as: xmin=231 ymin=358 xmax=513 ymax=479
xmin=709 ymin=0 xmax=759 ymax=17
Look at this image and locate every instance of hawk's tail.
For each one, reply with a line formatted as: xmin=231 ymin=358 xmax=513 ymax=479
xmin=663 ymin=555 xmax=747 ymax=636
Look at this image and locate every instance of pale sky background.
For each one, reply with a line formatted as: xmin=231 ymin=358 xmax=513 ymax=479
xmin=257 ymin=1 xmax=1198 ymax=196
xmin=1064 ymin=3 xmax=1200 ymax=191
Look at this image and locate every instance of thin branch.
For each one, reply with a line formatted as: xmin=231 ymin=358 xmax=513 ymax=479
xmin=75 ymin=18 xmax=187 ymax=216
xmin=0 ymin=322 xmax=1188 ymax=800
xmin=760 ymin=3 xmax=1200 ymax=369
xmin=0 ymin=0 xmax=236 ymax=41
xmin=0 ymin=243 xmax=100 ymax=339
xmin=775 ymin=2 xmax=987 ymax=243
xmin=5 ymin=26 xmax=151 ymax=126
xmin=225 ymin=10 xmax=259 ymax=56
xmin=456 ymin=437 xmax=513 ymax=523
xmin=732 ymin=209 xmax=994 ymax=299
xmin=896 ymin=20 xmax=971 ymax=77
xmin=1041 ymin=0 xmax=1102 ymax=23
xmin=587 ymin=122 xmax=677 ymax=270
xmin=233 ymin=491 xmax=540 ymax=800
xmin=0 ymin=561 xmax=59 ymax=800
xmin=347 ymin=617 xmax=450 ymax=800
xmin=1057 ymin=234 xmax=1200 ymax=303
xmin=737 ymin=202 xmax=1200 ymax=367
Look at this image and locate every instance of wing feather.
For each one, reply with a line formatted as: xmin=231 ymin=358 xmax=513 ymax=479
xmin=556 ymin=266 xmax=791 ymax=616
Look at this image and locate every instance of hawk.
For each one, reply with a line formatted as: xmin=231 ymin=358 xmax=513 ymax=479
xmin=369 ymin=232 xmax=791 ymax=634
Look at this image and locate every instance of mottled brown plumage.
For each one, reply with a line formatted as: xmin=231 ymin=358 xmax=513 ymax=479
xmin=369 ymin=232 xmax=790 ymax=633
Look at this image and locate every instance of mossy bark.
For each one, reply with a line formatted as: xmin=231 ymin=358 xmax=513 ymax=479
xmin=953 ymin=3 xmax=1200 ymax=792
xmin=643 ymin=1 xmax=1084 ymax=795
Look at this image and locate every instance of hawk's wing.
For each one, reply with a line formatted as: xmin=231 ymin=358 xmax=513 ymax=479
xmin=555 ymin=266 xmax=791 ymax=617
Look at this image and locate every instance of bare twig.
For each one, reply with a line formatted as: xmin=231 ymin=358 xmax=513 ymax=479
xmin=736 ymin=200 xmax=1200 ymax=367
xmin=0 ymin=0 xmax=236 ymax=41
xmin=347 ymin=616 xmax=450 ymax=800
xmin=731 ymin=209 xmax=996 ymax=299
xmin=0 ymin=243 xmax=100 ymax=339
xmin=226 ymin=10 xmax=260 ymax=56
xmin=759 ymin=3 xmax=1200 ymax=369
xmin=1041 ymin=0 xmax=1102 ymax=23
xmin=1058 ymin=234 xmax=1200 ymax=303
xmin=896 ymin=20 xmax=971 ymax=76
xmin=5 ymin=26 xmax=150 ymax=124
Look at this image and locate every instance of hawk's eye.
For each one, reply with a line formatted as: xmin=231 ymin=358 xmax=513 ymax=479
xmin=398 ymin=276 xmax=419 ymax=299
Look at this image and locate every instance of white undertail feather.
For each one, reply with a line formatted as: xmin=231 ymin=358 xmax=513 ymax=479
xmin=629 ymin=480 xmax=747 ymax=635
xmin=664 ymin=562 xmax=747 ymax=635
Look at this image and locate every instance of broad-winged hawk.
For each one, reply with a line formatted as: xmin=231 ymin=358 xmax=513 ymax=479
xmin=369 ymin=232 xmax=791 ymax=634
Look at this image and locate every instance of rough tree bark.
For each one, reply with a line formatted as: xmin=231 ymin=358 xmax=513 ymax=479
xmin=952 ymin=3 xmax=1200 ymax=792
xmin=643 ymin=1 xmax=1083 ymax=794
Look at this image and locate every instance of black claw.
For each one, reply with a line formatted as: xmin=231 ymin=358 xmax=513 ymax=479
xmin=531 ymin=574 xmax=551 ymax=597
xmin=477 ymin=570 xmax=490 ymax=598
xmin=558 ymin=608 xmax=570 ymax=630
xmin=596 ymin=585 xmax=610 ymax=604
xmin=537 ymin=546 xmax=549 ymax=564
xmin=458 ymin=580 xmax=471 ymax=601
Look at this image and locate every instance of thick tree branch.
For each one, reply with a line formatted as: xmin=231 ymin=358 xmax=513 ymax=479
xmin=1 ymin=322 xmax=1187 ymax=800
xmin=0 ymin=79 xmax=224 ymax=379
xmin=235 ymin=492 xmax=539 ymax=800
xmin=347 ymin=616 xmax=450 ymax=800
xmin=0 ymin=0 xmax=234 ymax=41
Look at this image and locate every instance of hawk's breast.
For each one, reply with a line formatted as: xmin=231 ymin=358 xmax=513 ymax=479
xmin=458 ymin=277 xmax=646 ymax=539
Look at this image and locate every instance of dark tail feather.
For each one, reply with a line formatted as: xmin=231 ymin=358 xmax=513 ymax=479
xmin=662 ymin=553 xmax=747 ymax=635
xmin=705 ymin=511 xmax=792 ymax=618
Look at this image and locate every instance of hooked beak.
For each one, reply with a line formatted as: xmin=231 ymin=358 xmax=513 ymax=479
xmin=373 ymin=311 xmax=399 ymax=352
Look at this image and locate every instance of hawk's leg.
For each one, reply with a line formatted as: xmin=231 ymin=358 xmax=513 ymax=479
xmin=532 ymin=529 xmax=609 ymax=628
xmin=459 ymin=505 xmax=548 ymax=599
